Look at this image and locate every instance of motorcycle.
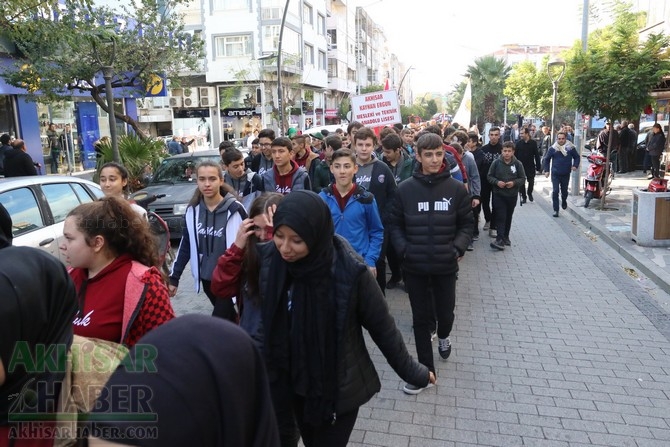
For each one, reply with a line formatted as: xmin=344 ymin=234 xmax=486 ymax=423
xmin=583 ymin=152 xmax=613 ymax=208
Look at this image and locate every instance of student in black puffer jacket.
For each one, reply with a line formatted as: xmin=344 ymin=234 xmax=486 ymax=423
xmin=388 ymin=133 xmax=473 ymax=394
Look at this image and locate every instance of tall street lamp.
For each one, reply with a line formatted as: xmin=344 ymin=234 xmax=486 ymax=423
xmin=91 ymin=29 xmax=120 ymax=163
xmin=276 ymin=0 xmax=290 ymax=136
xmin=547 ymin=58 xmax=566 ymax=144
xmin=259 ymin=0 xmax=290 ymax=136
xmin=397 ymin=66 xmax=414 ymax=103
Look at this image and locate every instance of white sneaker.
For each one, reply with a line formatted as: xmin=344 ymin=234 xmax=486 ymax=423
xmin=403 ymin=382 xmax=434 ymax=395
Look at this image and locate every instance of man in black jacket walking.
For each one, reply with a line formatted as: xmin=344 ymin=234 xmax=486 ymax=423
xmin=514 ymin=127 xmax=541 ymax=203
xmin=479 ymin=127 xmax=502 ymax=237
xmin=389 ymin=133 xmax=473 ymax=394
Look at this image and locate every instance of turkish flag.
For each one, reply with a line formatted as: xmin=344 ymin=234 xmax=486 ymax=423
xmin=384 ymin=79 xmax=390 ymax=91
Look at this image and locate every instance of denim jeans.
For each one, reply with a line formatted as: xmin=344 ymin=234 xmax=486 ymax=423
xmin=551 ymin=173 xmax=570 ymax=212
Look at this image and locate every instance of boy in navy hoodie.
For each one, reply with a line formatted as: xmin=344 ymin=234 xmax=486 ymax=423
xmin=261 ymin=137 xmax=311 ymax=194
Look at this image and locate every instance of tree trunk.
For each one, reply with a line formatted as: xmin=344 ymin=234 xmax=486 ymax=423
xmin=600 ymin=129 xmax=614 ymax=208
xmin=90 ymin=89 xmax=149 ymax=140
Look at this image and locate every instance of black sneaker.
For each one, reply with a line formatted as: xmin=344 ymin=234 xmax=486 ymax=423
xmin=561 ymin=200 xmax=568 ymax=210
xmin=503 ymin=237 xmax=511 ymax=246
xmin=386 ymin=279 xmax=401 ymax=290
xmin=528 ymin=192 xmax=534 ymax=202
xmin=466 ymin=242 xmax=474 ymax=251
xmin=472 ymin=233 xmax=479 ymax=241
xmin=438 ymin=337 xmax=451 ymax=360
xmin=553 ymin=211 xmax=559 ymax=217
xmin=490 ymin=238 xmax=505 ymax=250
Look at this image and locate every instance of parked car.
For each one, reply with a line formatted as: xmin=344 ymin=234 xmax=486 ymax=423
xmin=130 ymin=150 xmax=221 ymax=239
xmin=0 ymin=176 xmax=104 ymax=262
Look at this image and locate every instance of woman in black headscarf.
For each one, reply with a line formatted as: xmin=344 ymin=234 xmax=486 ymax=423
xmin=0 ymin=244 xmax=78 ymax=446
xmin=88 ymin=314 xmax=280 ymax=447
xmin=259 ymin=190 xmax=434 ymax=447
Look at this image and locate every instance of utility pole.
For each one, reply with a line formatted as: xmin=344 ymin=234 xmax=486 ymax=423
xmin=572 ymin=0 xmax=589 ymax=196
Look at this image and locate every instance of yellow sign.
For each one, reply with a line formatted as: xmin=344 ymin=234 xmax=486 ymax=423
xmin=146 ymin=74 xmax=164 ymax=96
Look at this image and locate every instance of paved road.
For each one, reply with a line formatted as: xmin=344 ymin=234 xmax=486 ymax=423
xmin=171 ymin=188 xmax=670 ymax=447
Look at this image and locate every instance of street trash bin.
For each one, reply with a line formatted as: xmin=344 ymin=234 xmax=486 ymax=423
xmin=631 ymin=188 xmax=670 ymax=246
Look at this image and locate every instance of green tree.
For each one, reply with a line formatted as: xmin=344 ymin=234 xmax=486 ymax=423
xmin=1 ymin=0 xmax=204 ymax=139
xmin=467 ymin=55 xmax=511 ymax=124
xmin=445 ymin=81 xmax=467 ymax=115
xmin=338 ymin=95 xmax=351 ymax=121
xmin=360 ymin=84 xmax=385 ymax=94
xmin=400 ymin=104 xmax=426 ymax=124
xmin=425 ymin=99 xmax=438 ymax=118
xmin=503 ymin=59 xmax=566 ymax=121
xmin=567 ymin=1 xmax=670 ymax=206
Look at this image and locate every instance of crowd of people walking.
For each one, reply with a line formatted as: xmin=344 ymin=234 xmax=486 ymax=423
xmin=0 ymin=115 xmax=666 ymax=447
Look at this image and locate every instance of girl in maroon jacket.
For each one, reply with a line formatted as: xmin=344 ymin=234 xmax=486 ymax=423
xmin=211 ymin=192 xmax=284 ymax=350
xmin=60 ymin=197 xmax=175 ymax=347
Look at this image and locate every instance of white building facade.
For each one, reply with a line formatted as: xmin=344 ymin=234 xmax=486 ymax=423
xmin=136 ymin=0 xmax=408 ymax=143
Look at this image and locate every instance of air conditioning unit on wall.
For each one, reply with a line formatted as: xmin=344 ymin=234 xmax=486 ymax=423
xmin=183 ymin=88 xmax=199 ymax=107
xmin=169 ymin=96 xmax=183 ymax=107
xmin=199 ymin=87 xmax=217 ymax=107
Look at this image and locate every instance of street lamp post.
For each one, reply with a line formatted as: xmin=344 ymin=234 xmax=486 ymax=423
xmin=91 ymin=30 xmax=120 ymax=163
xmin=277 ymin=0 xmax=290 ymax=136
xmin=397 ymin=66 xmax=414 ymax=103
xmin=547 ymin=58 xmax=566 ymax=144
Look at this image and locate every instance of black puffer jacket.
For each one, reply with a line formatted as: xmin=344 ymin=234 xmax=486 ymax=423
xmin=258 ymin=235 xmax=429 ymax=414
xmin=388 ymin=167 xmax=473 ymax=275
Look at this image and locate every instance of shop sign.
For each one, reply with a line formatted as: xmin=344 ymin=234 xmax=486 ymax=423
xmin=221 ymin=108 xmax=260 ymax=117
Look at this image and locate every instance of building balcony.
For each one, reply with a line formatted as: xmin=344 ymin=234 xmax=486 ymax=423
xmin=259 ymin=52 xmax=302 ymax=76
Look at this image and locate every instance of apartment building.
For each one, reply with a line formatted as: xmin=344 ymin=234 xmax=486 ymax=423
xmin=140 ymin=0 xmax=403 ymax=143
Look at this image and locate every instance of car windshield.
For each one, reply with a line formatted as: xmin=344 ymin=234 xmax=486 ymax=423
xmin=153 ymin=156 xmax=220 ymax=183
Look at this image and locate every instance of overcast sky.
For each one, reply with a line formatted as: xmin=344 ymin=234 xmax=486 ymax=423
xmin=354 ymin=0 xmax=589 ymax=94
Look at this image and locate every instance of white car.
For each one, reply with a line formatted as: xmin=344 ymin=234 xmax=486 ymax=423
xmin=0 ymin=176 xmax=104 ymax=262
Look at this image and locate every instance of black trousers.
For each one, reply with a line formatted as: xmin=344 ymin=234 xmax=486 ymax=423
xmin=492 ymin=193 xmax=517 ymax=240
xmin=650 ymin=153 xmax=662 ymax=178
xmin=294 ymin=396 xmax=359 ymax=447
xmin=201 ymin=279 xmax=238 ymax=322
xmin=404 ymin=272 xmax=457 ymax=374
xmin=375 ymin=232 xmax=388 ymax=295
xmin=480 ymin=180 xmax=494 ymax=224
xmin=270 ymin=372 xmax=301 ymax=447
xmin=472 ymin=202 xmax=481 ymax=237
xmin=386 ymin=232 xmax=402 ymax=282
xmin=519 ymin=176 xmax=536 ymax=201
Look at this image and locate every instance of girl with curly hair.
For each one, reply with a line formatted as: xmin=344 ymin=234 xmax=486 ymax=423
xmin=60 ymin=196 xmax=175 ymax=347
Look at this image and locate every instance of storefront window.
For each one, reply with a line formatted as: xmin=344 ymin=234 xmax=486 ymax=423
xmin=219 ymin=85 xmax=262 ymax=141
xmin=0 ymin=95 xmax=17 ymax=137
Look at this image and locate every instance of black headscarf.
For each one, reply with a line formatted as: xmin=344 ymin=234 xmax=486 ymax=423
xmin=271 ymin=190 xmax=338 ymax=425
xmin=0 ymin=203 xmax=12 ymax=249
xmin=90 ymin=315 xmax=280 ymax=447
xmin=0 ymin=247 xmax=78 ymax=424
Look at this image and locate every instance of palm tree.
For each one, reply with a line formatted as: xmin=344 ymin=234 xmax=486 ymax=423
xmin=467 ymin=56 xmax=511 ymax=124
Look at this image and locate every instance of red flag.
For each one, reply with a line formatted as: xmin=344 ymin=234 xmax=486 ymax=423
xmin=384 ymin=79 xmax=390 ymax=90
